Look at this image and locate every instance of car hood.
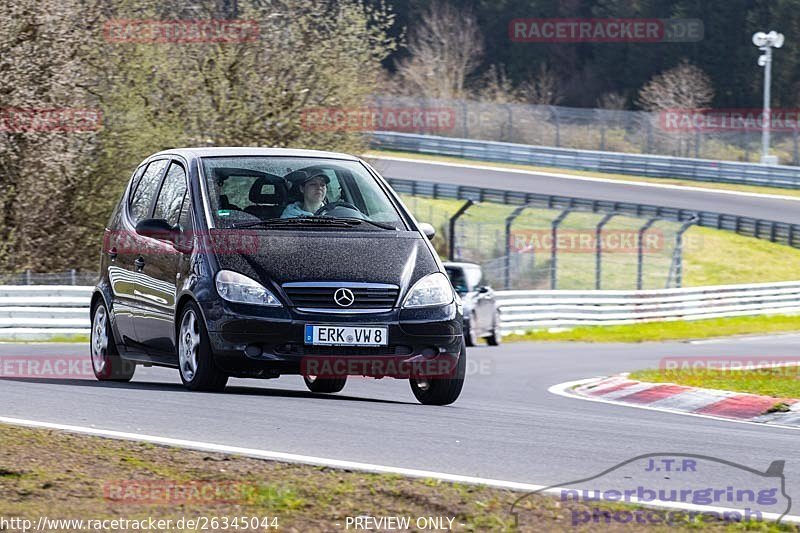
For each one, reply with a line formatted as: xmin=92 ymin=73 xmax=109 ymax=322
xmin=213 ymin=231 xmax=439 ymax=292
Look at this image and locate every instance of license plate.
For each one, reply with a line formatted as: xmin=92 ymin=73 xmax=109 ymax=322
xmin=304 ymin=325 xmax=388 ymax=346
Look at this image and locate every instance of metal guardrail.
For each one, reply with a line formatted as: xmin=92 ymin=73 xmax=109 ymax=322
xmin=0 ymin=286 xmax=91 ymax=340
xmin=3 ymin=283 xmax=800 ymax=339
xmin=372 ymin=131 xmax=800 ymax=190
xmin=495 ymin=281 xmax=800 ymax=331
xmin=386 ymin=177 xmax=800 ymax=249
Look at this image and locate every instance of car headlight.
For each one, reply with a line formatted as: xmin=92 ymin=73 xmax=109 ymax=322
xmin=402 ymin=272 xmax=454 ymax=308
xmin=215 ymin=270 xmax=282 ymax=306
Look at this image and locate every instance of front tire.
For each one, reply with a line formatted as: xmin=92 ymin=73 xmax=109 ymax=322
xmin=90 ymin=301 xmax=135 ymax=382
xmin=464 ymin=314 xmax=479 ymax=347
xmin=178 ymin=302 xmax=228 ymax=392
xmin=410 ymin=340 xmax=466 ymax=406
xmin=303 ymin=375 xmax=347 ymax=393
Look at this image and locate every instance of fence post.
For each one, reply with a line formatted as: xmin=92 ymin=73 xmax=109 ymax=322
xmin=551 ymin=209 xmax=572 ymax=290
xmin=595 ymin=213 xmax=618 ymax=290
xmin=70 ymin=269 xmax=76 ymax=285
xmin=672 ymin=216 xmax=698 ymax=288
xmin=448 ymin=200 xmax=474 ymax=261
xmin=637 ymin=217 xmax=659 ymax=290
xmin=25 ymin=269 xmax=31 ymax=285
xmin=504 ymin=205 xmax=530 ymax=289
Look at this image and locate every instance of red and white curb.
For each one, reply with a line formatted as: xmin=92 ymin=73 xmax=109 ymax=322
xmin=557 ymin=375 xmax=800 ymax=429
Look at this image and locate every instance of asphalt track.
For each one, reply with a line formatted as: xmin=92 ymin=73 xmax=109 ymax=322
xmin=3 ymin=160 xmax=800 ymax=522
xmin=368 ymin=156 xmax=800 ymax=225
xmin=1 ymin=338 xmax=800 ymax=520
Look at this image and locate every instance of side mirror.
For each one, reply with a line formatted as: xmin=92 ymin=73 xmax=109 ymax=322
xmin=477 ymin=285 xmax=490 ymax=294
xmin=135 ymin=218 xmax=175 ymax=239
xmin=419 ymin=222 xmax=436 ymax=240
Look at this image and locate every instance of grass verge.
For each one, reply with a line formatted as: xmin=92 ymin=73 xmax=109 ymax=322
xmin=502 ymin=315 xmax=800 ymax=343
xmin=629 ymin=366 xmax=800 ymax=400
xmin=397 ymin=194 xmax=800 ymax=288
xmin=0 ymin=334 xmax=90 ymax=344
xmin=366 ymin=149 xmax=800 ymax=200
xmin=0 ymin=424 xmax=784 ymax=531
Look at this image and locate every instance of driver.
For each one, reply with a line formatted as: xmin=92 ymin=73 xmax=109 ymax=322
xmin=281 ymin=173 xmax=330 ymax=218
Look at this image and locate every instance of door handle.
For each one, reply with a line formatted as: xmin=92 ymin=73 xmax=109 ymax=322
xmin=108 ymin=247 xmax=118 ymax=261
xmin=134 ymin=256 xmax=145 ymax=271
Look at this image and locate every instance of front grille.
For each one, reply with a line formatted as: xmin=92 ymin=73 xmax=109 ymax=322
xmin=273 ymin=344 xmax=413 ymax=356
xmin=282 ymin=283 xmax=399 ymax=309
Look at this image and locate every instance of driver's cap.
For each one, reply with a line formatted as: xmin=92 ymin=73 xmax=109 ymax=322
xmin=302 ymin=172 xmax=330 ymax=185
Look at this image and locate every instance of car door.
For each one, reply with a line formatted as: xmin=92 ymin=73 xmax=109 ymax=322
xmin=468 ymin=266 xmax=492 ymax=335
xmin=134 ymin=160 xmax=190 ymax=357
xmin=109 ymin=159 xmax=169 ymax=347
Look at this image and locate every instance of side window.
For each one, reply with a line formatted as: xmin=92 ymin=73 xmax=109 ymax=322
xmin=178 ymin=192 xmax=193 ymax=231
xmin=128 ymin=165 xmax=147 ymax=199
xmin=153 ymin=162 xmax=188 ymax=226
xmin=221 ymin=176 xmax=253 ymax=207
xmin=129 ymin=160 xmax=169 ymax=224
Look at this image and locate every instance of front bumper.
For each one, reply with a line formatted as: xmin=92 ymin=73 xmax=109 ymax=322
xmin=199 ymin=299 xmax=463 ymax=378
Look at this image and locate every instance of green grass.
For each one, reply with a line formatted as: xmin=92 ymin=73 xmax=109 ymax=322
xmin=5 ymin=423 xmax=776 ymax=531
xmin=367 ymin=149 xmax=800 ymax=199
xmin=629 ymin=366 xmax=800 ymax=399
xmin=503 ymin=315 xmax=800 ymax=343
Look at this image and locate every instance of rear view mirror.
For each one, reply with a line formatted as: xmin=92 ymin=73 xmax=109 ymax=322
xmin=419 ymin=222 xmax=436 ymax=240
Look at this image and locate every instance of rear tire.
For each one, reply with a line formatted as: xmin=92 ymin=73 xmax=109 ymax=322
xmin=178 ymin=302 xmax=228 ymax=392
xmin=90 ymin=301 xmax=135 ymax=382
xmin=410 ymin=340 xmax=466 ymax=406
xmin=303 ymin=375 xmax=347 ymax=393
xmin=487 ymin=310 xmax=502 ymax=346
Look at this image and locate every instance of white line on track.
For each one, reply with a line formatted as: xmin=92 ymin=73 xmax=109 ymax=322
xmin=0 ymin=414 xmax=797 ymax=524
xmin=368 ymin=154 xmax=800 ymax=203
xmin=548 ymin=378 xmax=800 ymax=432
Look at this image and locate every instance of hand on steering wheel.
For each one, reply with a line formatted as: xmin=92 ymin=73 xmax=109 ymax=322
xmin=314 ymin=201 xmax=361 ymax=216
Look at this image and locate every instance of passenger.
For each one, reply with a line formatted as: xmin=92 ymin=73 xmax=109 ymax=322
xmin=281 ymin=173 xmax=330 ymax=218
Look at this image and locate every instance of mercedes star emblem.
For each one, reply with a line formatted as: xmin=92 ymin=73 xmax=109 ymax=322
xmin=333 ymin=288 xmax=355 ymax=307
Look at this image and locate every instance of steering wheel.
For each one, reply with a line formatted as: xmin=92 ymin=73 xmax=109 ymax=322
xmin=314 ymin=201 xmax=361 ymax=216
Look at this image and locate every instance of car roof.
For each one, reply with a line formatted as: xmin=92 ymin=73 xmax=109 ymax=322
xmin=152 ymin=147 xmax=361 ymax=162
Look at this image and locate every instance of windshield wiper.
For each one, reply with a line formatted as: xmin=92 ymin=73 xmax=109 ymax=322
xmin=333 ymin=217 xmax=400 ymax=230
xmin=232 ymin=216 xmax=361 ymax=229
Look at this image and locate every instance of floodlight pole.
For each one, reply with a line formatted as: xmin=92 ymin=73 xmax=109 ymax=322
xmin=753 ymin=31 xmax=784 ymax=165
xmin=761 ymin=45 xmax=772 ymax=163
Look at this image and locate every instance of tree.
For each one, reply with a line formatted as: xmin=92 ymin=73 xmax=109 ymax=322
xmin=518 ymin=63 xmax=564 ymax=106
xmin=0 ymin=0 xmax=398 ymax=273
xmin=637 ymin=59 xmax=714 ymax=111
xmin=393 ymin=2 xmax=483 ymax=99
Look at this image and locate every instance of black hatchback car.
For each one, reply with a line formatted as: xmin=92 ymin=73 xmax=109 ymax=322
xmin=91 ymin=148 xmax=465 ymax=405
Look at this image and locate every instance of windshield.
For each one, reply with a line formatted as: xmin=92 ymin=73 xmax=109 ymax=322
xmin=200 ymin=156 xmax=407 ymax=230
